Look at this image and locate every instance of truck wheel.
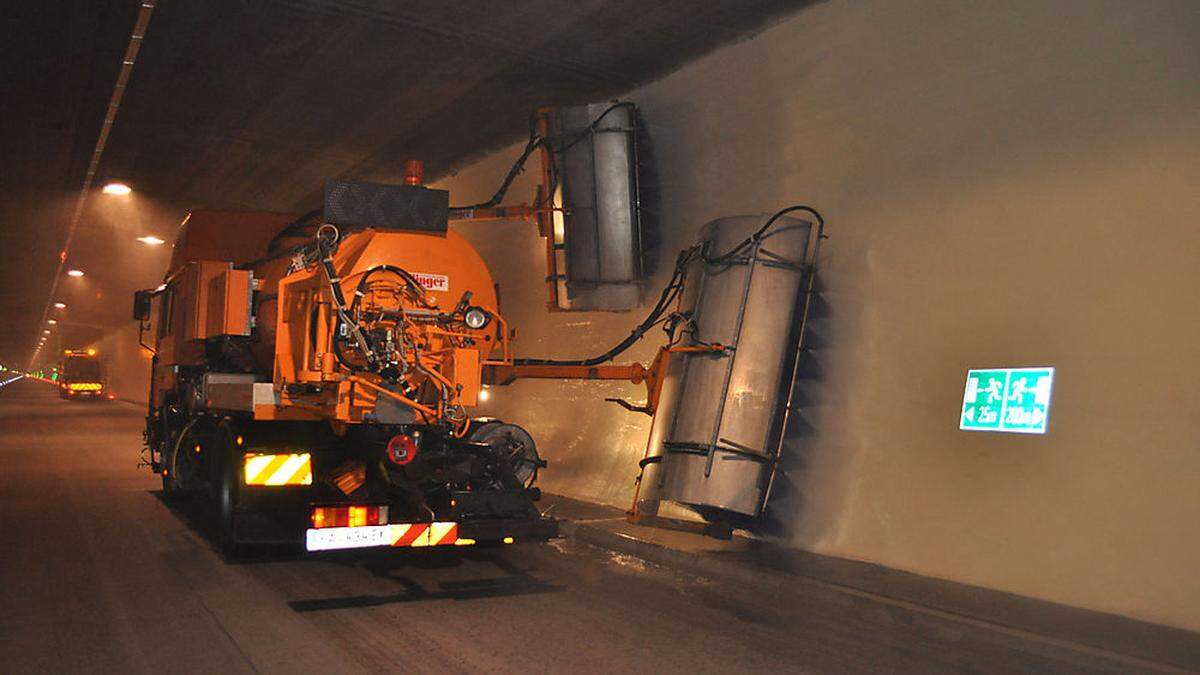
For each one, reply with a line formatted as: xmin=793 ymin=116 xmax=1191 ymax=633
xmin=161 ymin=450 xmax=182 ymax=495
xmin=161 ymin=438 xmax=187 ymax=496
xmin=161 ymin=419 xmax=200 ymax=497
xmin=213 ymin=424 xmax=245 ymax=557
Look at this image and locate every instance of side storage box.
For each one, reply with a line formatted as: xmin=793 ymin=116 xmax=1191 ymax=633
xmin=206 ymin=268 xmax=253 ymax=337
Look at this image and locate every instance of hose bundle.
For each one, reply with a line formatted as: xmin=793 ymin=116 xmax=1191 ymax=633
xmin=514 ymin=205 xmax=824 ymax=367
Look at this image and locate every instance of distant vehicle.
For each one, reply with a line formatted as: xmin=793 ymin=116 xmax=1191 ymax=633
xmin=59 ymin=349 xmax=113 ymax=401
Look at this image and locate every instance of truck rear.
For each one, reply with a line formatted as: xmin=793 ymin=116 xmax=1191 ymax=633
xmin=133 ymin=181 xmax=556 ymax=554
xmin=59 ymin=349 xmax=113 ymax=401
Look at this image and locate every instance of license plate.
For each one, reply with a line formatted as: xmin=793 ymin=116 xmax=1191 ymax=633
xmin=305 ymin=525 xmax=392 ymax=551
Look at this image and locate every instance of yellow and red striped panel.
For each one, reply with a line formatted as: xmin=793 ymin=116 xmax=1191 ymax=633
xmin=304 ymin=521 xmax=476 ymax=551
xmin=68 ymin=382 xmax=103 ymax=391
xmin=391 ymin=521 xmax=474 ymax=547
xmin=243 ymin=452 xmax=313 ymax=486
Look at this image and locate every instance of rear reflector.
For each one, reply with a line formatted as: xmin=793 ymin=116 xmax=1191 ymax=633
xmin=243 ymin=453 xmax=313 ymax=486
xmin=311 ymin=505 xmax=389 ymax=529
xmin=305 ymin=521 xmax=475 ymax=552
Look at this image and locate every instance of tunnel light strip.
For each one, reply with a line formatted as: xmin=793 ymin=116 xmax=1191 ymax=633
xmin=0 ymin=375 xmax=24 ymax=388
xmin=25 ymin=2 xmax=158 ymax=371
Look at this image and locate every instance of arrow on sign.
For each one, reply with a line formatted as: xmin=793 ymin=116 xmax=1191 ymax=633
xmin=963 ymin=408 xmax=975 ymax=422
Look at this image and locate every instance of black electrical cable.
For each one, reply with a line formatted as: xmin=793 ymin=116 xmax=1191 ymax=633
xmin=449 ymin=136 xmax=545 ymax=212
xmin=349 ymin=265 xmax=431 ymax=315
xmin=449 ymin=102 xmax=636 ymax=213
xmin=315 ymin=226 xmax=381 ymax=372
xmin=266 ymin=208 xmax=322 ymax=252
xmin=704 ymin=205 xmax=824 ymax=265
xmin=543 ymin=101 xmax=634 ymax=155
xmin=513 ymin=204 xmax=824 ymax=368
xmin=256 ymin=103 xmax=639 ymax=270
xmin=514 ymin=243 xmax=701 ymax=367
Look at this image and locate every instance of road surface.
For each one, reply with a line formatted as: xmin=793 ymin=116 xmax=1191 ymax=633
xmin=0 ymin=379 xmax=1142 ymax=673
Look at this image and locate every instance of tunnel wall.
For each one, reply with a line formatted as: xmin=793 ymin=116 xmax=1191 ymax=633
xmin=434 ymin=0 xmax=1200 ymax=630
xmin=89 ymin=322 xmax=152 ymax=408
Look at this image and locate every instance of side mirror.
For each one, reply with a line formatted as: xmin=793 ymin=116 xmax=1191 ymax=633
xmin=133 ymin=289 xmax=153 ymax=321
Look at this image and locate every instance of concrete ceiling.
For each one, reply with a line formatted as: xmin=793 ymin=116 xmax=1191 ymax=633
xmin=0 ymin=0 xmax=807 ymax=367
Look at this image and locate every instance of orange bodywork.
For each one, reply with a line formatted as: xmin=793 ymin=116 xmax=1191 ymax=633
xmin=151 ymin=211 xmax=512 ymax=428
xmin=147 ymin=131 xmax=648 ymax=431
xmin=267 ymin=227 xmax=510 ymax=427
xmin=482 ymin=344 xmax=725 ymax=417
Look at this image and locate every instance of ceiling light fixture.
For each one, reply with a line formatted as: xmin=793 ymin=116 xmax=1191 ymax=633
xmin=54 ymin=302 xmax=66 ymax=309
xmin=27 ymin=0 xmax=156 ymax=373
xmin=102 ymin=183 xmax=132 ymax=196
xmin=67 ymin=269 xmax=84 ymax=277
xmin=136 ymin=235 xmax=165 ymax=245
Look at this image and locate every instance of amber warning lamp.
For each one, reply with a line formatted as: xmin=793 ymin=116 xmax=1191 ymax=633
xmin=404 ymin=160 xmax=424 ymax=186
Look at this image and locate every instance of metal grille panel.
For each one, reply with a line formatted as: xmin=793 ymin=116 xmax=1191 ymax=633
xmin=324 ymin=181 xmax=448 ymax=232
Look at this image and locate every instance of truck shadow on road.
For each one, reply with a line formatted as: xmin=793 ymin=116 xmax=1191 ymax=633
xmin=289 ymin=549 xmax=563 ymax=612
xmin=153 ymin=490 xmax=563 ymax=610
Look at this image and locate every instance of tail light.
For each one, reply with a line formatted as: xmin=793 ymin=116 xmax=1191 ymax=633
xmin=386 ymin=433 xmax=418 ymax=465
xmin=311 ymin=505 xmax=389 ymax=529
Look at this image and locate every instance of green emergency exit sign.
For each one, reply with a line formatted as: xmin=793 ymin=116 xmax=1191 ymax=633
xmin=960 ymin=367 xmax=1054 ymax=434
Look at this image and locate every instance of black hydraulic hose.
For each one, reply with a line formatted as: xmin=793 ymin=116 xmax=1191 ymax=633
xmin=235 ymin=210 xmax=326 ymax=272
xmin=513 ymin=204 xmax=824 ymax=368
xmin=449 ymin=102 xmax=636 ymax=213
xmin=350 ymin=265 xmax=431 ymax=314
xmin=316 ymin=227 xmax=379 ymax=370
xmin=704 ymin=205 xmax=824 ymax=265
xmin=514 ymin=243 xmax=699 ymax=367
xmin=318 ymin=244 xmax=349 ymax=308
xmin=449 ymin=136 xmax=545 ymax=212
xmin=266 ymin=208 xmax=322 ymax=252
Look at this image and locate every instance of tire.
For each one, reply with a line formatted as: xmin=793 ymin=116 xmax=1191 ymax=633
xmin=212 ymin=422 xmax=244 ymax=557
xmin=161 ymin=449 xmax=183 ymax=495
xmin=160 ymin=414 xmax=199 ymax=497
xmin=160 ymin=428 xmax=187 ymax=496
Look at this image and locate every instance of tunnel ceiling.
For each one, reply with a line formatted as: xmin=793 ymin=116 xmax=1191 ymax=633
xmin=0 ymin=0 xmax=807 ymax=368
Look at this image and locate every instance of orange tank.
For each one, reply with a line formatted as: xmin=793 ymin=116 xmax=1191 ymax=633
xmin=146 ymin=211 xmax=511 ymax=431
xmin=265 ymin=226 xmax=510 ymax=431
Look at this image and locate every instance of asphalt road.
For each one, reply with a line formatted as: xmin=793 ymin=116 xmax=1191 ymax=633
xmin=0 ymin=379 xmax=1155 ymax=674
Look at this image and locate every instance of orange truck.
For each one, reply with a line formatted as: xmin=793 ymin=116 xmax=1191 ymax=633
xmin=133 ymin=177 xmax=556 ymax=554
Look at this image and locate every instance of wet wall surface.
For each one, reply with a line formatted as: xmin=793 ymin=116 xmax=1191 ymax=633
xmin=433 ymin=0 xmax=1200 ymax=631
